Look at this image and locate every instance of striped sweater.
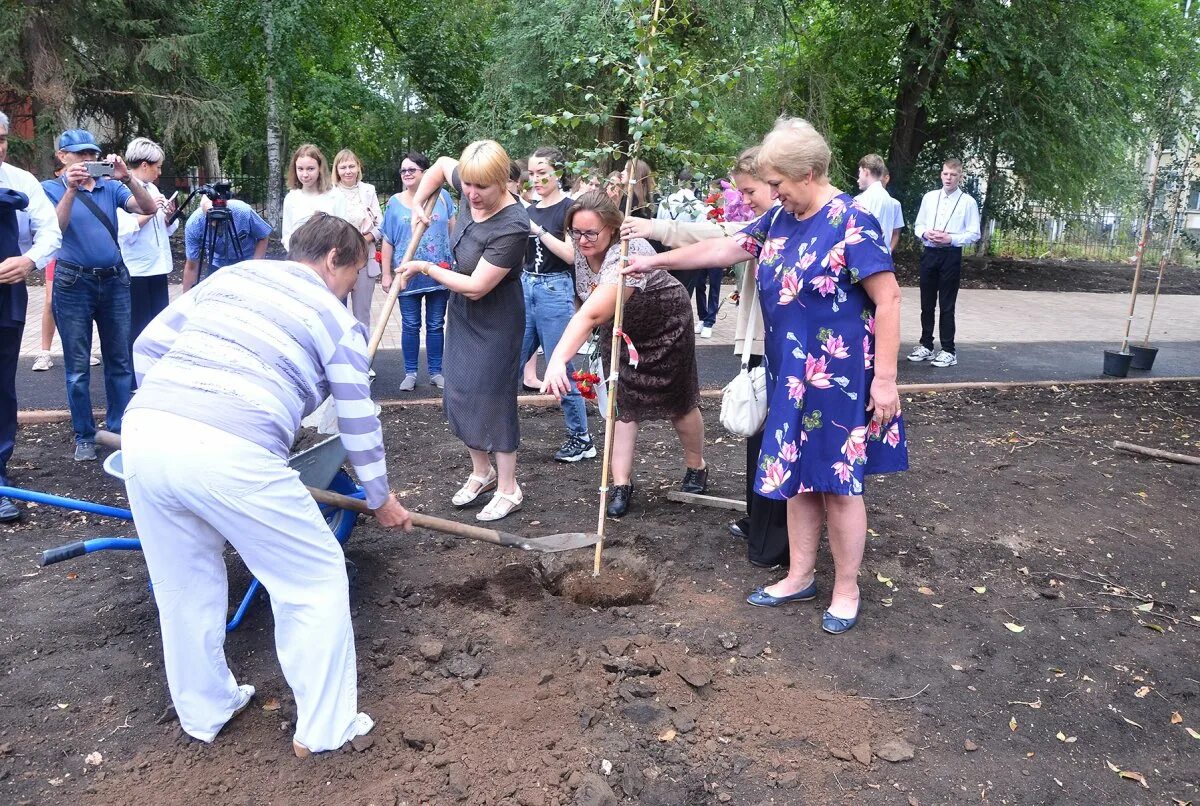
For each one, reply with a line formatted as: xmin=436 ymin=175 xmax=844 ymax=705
xmin=129 ymin=260 xmax=390 ymax=508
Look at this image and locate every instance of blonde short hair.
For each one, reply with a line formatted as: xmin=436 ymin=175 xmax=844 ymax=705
xmin=757 ymin=117 xmax=832 ymax=181
xmin=287 ymin=144 xmax=332 ymax=192
xmin=331 ymin=149 xmax=363 ymax=184
xmin=458 ymin=140 xmax=511 ymax=189
xmin=733 ymin=145 xmax=760 ymax=179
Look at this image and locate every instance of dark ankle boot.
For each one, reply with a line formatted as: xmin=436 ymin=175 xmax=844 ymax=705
xmin=681 ymin=465 xmax=708 ymax=494
xmin=607 ymin=484 xmax=633 ymax=518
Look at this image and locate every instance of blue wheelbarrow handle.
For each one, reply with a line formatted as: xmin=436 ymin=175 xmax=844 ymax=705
xmin=0 ymin=485 xmax=133 ymax=520
xmin=41 ymin=537 xmax=142 ymax=566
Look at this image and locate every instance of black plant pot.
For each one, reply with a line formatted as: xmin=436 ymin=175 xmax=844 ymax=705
xmin=1102 ymin=349 xmax=1133 ymax=378
xmin=1128 ymin=345 xmax=1159 ymax=371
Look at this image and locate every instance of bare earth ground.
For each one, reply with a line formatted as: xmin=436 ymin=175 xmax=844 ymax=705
xmin=1 ymin=383 xmax=1198 ymax=805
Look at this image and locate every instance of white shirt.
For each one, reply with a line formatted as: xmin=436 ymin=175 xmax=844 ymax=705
xmin=854 ymin=181 xmax=904 ymax=251
xmin=656 ymin=188 xmax=709 ymax=222
xmin=0 ymin=161 xmax=61 ymax=269
xmin=913 ymin=187 xmax=980 ymax=248
xmin=281 ymin=189 xmax=346 ymax=250
xmin=117 ymin=180 xmax=178 ymax=277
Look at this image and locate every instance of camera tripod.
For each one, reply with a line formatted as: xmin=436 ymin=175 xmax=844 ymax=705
xmin=167 ymin=183 xmax=243 ymax=282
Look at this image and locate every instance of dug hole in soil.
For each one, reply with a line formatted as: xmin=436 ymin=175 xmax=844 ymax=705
xmin=1 ymin=383 xmax=1198 ymax=805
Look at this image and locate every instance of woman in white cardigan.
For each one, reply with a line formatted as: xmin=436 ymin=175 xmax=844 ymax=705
xmin=281 ymin=144 xmax=345 ymax=250
xmin=330 ymin=149 xmax=383 ymax=328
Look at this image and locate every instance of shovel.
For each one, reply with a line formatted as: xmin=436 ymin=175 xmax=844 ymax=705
xmin=304 ymin=193 xmax=440 ymax=435
xmin=95 ymin=431 xmax=598 ymax=554
xmin=306 ymin=486 xmax=598 ymax=553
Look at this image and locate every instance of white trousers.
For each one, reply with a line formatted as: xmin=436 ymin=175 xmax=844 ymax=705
xmin=123 ymin=408 xmax=363 ymax=751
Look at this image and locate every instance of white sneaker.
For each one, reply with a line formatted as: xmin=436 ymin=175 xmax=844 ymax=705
xmin=930 ymin=350 xmax=957 ymax=367
xmin=694 ymin=321 xmax=703 ymax=334
xmin=89 ymin=352 xmax=101 ymax=366
xmin=700 ymin=326 xmax=713 ymax=339
xmin=32 ymin=351 xmax=53 ymax=371
xmin=907 ymin=345 xmax=934 ymax=362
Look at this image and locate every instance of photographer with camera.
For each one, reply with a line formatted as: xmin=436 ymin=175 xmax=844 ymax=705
xmin=41 ymin=128 xmax=157 ymax=462
xmin=180 ymin=186 xmax=272 ymax=291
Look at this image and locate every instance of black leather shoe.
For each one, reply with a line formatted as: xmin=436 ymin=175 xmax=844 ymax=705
xmin=607 ymin=484 xmax=633 ymax=518
xmin=728 ymin=518 xmax=749 ymax=540
xmin=0 ymin=496 xmax=20 ymax=523
xmin=680 ymin=465 xmax=708 ymax=494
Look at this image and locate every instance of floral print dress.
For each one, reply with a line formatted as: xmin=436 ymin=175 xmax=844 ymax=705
xmin=734 ymin=195 xmax=908 ymax=498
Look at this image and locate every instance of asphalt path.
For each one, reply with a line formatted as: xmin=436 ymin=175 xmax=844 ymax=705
xmin=17 ymin=341 xmax=1200 ymax=412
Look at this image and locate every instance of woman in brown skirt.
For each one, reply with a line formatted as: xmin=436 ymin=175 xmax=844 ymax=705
xmin=542 ymin=191 xmax=706 ymax=518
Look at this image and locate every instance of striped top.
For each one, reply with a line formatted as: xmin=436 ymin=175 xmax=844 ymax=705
xmin=129 ymin=260 xmax=390 ymax=508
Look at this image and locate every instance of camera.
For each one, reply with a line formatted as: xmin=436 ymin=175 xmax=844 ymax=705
xmin=196 ymin=181 xmax=233 ymax=202
xmin=84 ymin=161 xmax=114 ymax=178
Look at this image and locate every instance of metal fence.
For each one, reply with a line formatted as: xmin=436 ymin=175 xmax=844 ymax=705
xmin=158 ymin=173 xmax=399 ymax=224
xmin=983 ymin=206 xmax=1200 ymax=266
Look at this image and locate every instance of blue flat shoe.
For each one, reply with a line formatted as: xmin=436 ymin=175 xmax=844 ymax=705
xmin=746 ymin=579 xmax=818 ymax=607
xmin=821 ymin=607 xmax=860 ymax=634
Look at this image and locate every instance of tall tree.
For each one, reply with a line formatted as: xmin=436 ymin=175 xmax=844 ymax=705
xmin=0 ymin=0 xmax=236 ymax=173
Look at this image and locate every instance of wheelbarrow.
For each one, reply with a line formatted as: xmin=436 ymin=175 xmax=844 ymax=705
xmin=0 ymin=434 xmax=361 ymax=631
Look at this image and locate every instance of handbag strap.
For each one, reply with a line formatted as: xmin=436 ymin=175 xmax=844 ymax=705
xmin=739 ymin=269 xmax=759 ymax=369
xmin=74 ymin=189 xmax=120 ymax=246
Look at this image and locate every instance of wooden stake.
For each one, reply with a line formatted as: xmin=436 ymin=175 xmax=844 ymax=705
xmin=1121 ymin=135 xmax=1167 ymax=354
xmin=1113 ymin=440 xmax=1200 ymax=466
xmin=594 ymin=0 xmax=665 ymax=577
xmin=1141 ymin=142 xmax=1191 ymax=347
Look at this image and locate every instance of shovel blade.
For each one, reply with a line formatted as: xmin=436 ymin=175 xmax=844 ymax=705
xmin=518 ymin=532 xmax=601 ymax=553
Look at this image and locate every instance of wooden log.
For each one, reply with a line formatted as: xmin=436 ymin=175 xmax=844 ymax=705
xmin=666 ymin=490 xmax=747 ymax=512
xmin=1112 ymin=440 xmax=1200 ymax=466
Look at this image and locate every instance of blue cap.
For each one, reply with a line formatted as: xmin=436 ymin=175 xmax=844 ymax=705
xmin=57 ymin=129 xmax=102 ymax=154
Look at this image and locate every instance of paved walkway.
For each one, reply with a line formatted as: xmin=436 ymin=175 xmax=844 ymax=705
xmin=20 ymin=285 xmax=1200 ymax=356
xmin=16 ymin=284 xmax=1200 ymax=410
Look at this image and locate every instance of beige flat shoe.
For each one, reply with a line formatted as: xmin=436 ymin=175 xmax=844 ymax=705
xmin=476 ymin=484 xmax=523 ymax=522
xmin=452 ymin=469 xmax=497 ymax=507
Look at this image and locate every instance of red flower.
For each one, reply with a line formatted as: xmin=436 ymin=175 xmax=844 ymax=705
xmin=572 ymin=370 xmax=602 ymax=401
xmin=437 ymin=261 xmax=451 ymax=270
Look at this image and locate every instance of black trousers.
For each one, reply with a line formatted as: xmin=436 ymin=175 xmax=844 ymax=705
xmin=744 ymin=355 xmax=789 ymax=566
xmin=918 ymin=246 xmax=962 ymax=354
xmin=0 ymin=324 xmax=23 ymax=486
xmin=129 ymin=274 xmax=170 ymax=349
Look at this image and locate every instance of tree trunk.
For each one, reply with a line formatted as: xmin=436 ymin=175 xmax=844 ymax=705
xmin=978 ymin=140 xmax=1000 ymax=255
xmin=263 ymin=0 xmax=284 ymax=229
xmin=885 ymin=4 xmax=962 ymax=202
xmin=202 ymin=139 xmax=221 ymax=182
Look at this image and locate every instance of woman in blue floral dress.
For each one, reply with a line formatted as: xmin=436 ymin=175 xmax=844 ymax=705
xmin=626 ymin=118 xmax=907 ymax=634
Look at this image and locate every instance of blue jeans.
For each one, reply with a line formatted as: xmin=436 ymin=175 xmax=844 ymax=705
xmin=694 ymin=268 xmax=724 ymax=327
xmin=520 ymin=272 xmax=588 ymax=438
xmin=398 ymin=289 xmax=449 ymax=375
xmin=52 ymin=263 xmax=133 ymax=444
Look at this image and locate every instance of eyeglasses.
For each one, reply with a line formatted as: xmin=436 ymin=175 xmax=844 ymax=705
xmin=568 ymin=228 xmax=605 ymax=243
xmin=399 ymin=167 xmax=420 ymax=175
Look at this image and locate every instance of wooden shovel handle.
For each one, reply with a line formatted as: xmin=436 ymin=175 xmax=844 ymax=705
xmin=365 ymin=194 xmax=440 ymax=361
xmin=306 ymin=486 xmax=523 ymax=548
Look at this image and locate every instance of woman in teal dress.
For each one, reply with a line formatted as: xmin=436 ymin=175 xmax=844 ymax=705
xmin=625 ymin=117 xmax=907 ymax=634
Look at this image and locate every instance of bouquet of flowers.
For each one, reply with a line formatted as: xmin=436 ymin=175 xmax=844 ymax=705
xmin=705 ymin=179 xmax=755 ymax=224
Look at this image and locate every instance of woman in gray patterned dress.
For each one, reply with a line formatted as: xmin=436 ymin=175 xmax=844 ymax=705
xmin=542 ymin=191 xmax=706 ymax=519
xmin=400 ymin=141 xmax=530 ymax=522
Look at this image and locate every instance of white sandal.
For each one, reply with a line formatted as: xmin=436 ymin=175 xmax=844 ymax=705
xmin=452 ymin=469 xmax=497 ymax=507
xmin=476 ymin=484 xmax=523 ymax=522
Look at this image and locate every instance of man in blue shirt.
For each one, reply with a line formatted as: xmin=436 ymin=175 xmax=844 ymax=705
xmin=42 ymin=129 xmax=156 ymax=461
xmin=181 ymin=198 xmax=272 ymax=290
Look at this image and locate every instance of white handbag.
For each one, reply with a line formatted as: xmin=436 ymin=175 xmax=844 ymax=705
xmin=719 ymin=278 xmax=767 ymax=438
